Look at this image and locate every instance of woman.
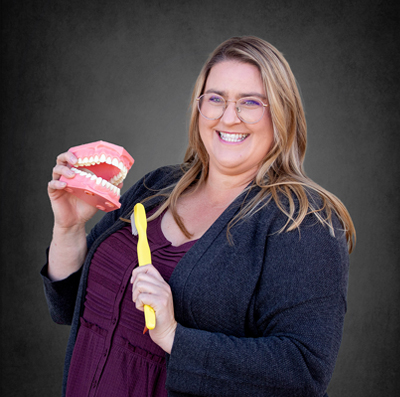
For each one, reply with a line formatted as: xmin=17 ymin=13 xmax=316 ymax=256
xmin=43 ymin=36 xmax=355 ymax=396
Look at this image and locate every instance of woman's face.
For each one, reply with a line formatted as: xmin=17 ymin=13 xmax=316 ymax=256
xmin=199 ymin=61 xmax=274 ymax=180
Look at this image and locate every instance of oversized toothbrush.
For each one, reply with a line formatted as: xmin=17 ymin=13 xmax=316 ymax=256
xmin=133 ymin=203 xmax=157 ymax=333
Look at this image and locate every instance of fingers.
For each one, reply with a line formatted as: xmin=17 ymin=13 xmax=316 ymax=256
xmin=56 ymin=151 xmax=78 ymax=167
xmin=53 ymin=151 xmax=77 ymax=177
xmin=51 ymin=164 xmax=76 ymax=180
xmin=131 ymin=263 xmax=160 ymax=284
xmin=131 ymin=264 xmax=177 ymax=353
xmin=131 ymin=265 xmax=168 ymax=309
xmin=48 ymin=151 xmax=77 ymax=193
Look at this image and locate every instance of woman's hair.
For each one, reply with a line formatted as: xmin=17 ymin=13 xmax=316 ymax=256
xmin=144 ymin=36 xmax=356 ymax=252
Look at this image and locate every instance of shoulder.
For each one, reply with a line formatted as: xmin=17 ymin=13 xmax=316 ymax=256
xmin=241 ymin=185 xmax=348 ymax=258
xmin=141 ymin=164 xmax=185 ymax=188
xmin=248 ymin=192 xmax=349 ymax=302
xmin=125 ymin=164 xmax=183 ymax=195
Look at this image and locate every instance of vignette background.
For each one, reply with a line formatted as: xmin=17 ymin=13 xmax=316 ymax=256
xmin=1 ymin=0 xmax=399 ymax=395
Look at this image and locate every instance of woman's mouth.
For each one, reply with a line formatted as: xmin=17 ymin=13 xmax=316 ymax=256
xmin=218 ymin=131 xmax=249 ymax=143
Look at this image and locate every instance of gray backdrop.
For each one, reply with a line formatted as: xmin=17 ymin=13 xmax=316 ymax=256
xmin=1 ymin=0 xmax=399 ymax=396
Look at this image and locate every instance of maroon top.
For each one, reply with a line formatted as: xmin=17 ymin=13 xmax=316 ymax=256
xmin=66 ymin=210 xmax=196 ymax=396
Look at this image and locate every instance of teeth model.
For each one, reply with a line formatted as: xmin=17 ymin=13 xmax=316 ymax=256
xmin=59 ymin=140 xmax=134 ymax=212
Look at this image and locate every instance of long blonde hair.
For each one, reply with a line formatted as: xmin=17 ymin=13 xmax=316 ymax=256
xmin=146 ymin=36 xmax=355 ymax=252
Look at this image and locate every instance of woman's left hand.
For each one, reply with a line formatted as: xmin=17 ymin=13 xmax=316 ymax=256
xmin=131 ymin=264 xmax=177 ymax=354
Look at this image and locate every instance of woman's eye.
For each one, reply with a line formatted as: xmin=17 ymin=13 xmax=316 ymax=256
xmin=241 ymin=98 xmax=262 ymax=107
xmin=209 ymin=95 xmax=224 ymax=104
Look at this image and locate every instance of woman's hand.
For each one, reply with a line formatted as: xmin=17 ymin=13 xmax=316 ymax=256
xmin=131 ymin=264 xmax=177 ymax=354
xmin=48 ymin=151 xmax=98 ymax=229
xmin=47 ymin=150 xmax=98 ymax=281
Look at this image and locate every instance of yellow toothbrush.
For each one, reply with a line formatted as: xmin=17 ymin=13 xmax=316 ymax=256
xmin=134 ymin=203 xmax=156 ymax=332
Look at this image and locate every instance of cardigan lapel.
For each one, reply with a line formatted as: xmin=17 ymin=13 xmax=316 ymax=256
xmin=168 ymin=184 xmax=262 ymax=321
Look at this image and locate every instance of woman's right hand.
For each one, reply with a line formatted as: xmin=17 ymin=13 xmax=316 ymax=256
xmin=48 ymin=151 xmax=99 ymax=230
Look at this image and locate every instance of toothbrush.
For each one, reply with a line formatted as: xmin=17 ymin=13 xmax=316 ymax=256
xmin=134 ymin=203 xmax=156 ymax=333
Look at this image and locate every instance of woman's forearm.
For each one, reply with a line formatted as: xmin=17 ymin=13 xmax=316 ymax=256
xmin=48 ymin=224 xmax=87 ymax=281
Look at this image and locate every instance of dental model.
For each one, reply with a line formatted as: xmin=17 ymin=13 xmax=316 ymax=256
xmin=59 ymin=140 xmax=134 ymax=212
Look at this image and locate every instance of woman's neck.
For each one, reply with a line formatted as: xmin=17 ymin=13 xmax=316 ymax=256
xmin=199 ymin=167 xmax=255 ymax=206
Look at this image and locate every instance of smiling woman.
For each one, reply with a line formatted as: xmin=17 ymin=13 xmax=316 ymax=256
xmin=42 ymin=36 xmax=355 ymax=397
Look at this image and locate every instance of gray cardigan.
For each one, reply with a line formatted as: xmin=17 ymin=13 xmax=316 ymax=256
xmin=42 ymin=165 xmax=349 ymax=396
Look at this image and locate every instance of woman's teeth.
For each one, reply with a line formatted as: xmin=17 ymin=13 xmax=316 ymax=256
xmin=218 ymin=131 xmax=248 ymax=142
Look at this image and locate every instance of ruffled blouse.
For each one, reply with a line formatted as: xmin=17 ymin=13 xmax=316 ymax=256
xmin=66 ymin=209 xmax=196 ymax=396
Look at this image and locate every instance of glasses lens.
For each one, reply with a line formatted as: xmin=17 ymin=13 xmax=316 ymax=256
xmin=237 ymin=97 xmax=265 ymax=124
xmin=198 ymin=94 xmax=225 ymax=120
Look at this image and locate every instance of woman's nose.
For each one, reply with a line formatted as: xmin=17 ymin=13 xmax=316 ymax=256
xmin=220 ymin=102 xmax=241 ymax=124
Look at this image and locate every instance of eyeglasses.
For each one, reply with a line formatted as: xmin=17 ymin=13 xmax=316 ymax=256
xmin=197 ymin=93 xmax=269 ymax=124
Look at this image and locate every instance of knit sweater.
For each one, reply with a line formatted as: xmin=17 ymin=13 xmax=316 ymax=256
xmin=41 ymin=164 xmax=349 ymax=397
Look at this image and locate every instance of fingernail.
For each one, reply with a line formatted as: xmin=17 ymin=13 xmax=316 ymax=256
xmin=70 ymin=155 xmax=77 ymax=164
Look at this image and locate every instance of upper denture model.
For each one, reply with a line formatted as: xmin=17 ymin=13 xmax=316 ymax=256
xmin=59 ymin=140 xmax=134 ymax=212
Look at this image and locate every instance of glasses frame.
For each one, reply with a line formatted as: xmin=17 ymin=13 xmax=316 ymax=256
xmin=196 ymin=93 xmax=269 ymax=124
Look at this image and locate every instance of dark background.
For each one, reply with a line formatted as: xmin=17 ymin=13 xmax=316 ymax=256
xmin=1 ymin=0 xmax=399 ymax=395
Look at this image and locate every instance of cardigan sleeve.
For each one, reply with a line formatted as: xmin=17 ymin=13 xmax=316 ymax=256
xmin=40 ymin=257 xmax=83 ymax=325
xmin=165 ymin=214 xmax=349 ymax=397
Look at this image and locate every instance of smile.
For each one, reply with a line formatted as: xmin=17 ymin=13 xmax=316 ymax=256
xmin=218 ymin=131 xmax=249 ymax=143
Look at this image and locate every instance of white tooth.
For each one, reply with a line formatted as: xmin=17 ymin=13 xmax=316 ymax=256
xmin=83 ymin=157 xmax=89 ymax=164
xmin=100 ymin=154 xmax=106 ymax=163
xmin=77 ymin=158 xmax=83 ymax=165
xmin=89 ymin=156 xmax=94 ymax=163
xmin=94 ymin=155 xmax=99 ymax=163
xmin=96 ymin=177 xmax=102 ymax=185
xmin=85 ymin=172 xmax=91 ymax=178
xmin=112 ymin=158 xmax=119 ymax=167
xmin=101 ymin=179 xmax=107 ymax=187
xmin=91 ymin=175 xmax=97 ymax=180
xmin=106 ymin=156 xmax=112 ymax=164
xmin=71 ymin=167 xmax=78 ymax=173
xmin=118 ymin=161 xmax=124 ymax=170
xmin=117 ymin=188 xmax=121 ymax=196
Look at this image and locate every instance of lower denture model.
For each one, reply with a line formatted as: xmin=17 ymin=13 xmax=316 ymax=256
xmin=59 ymin=140 xmax=134 ymax=212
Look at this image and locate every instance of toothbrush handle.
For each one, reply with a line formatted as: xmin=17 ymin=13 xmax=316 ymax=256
xmin=137 ymin=237 xmax=156 ymax=330
xmin=137 ymin=238 xmax=151 ymax=266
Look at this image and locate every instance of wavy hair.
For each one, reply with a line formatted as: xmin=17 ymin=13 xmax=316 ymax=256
xmin=144 ymin=36 xmax=355 ymax=252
